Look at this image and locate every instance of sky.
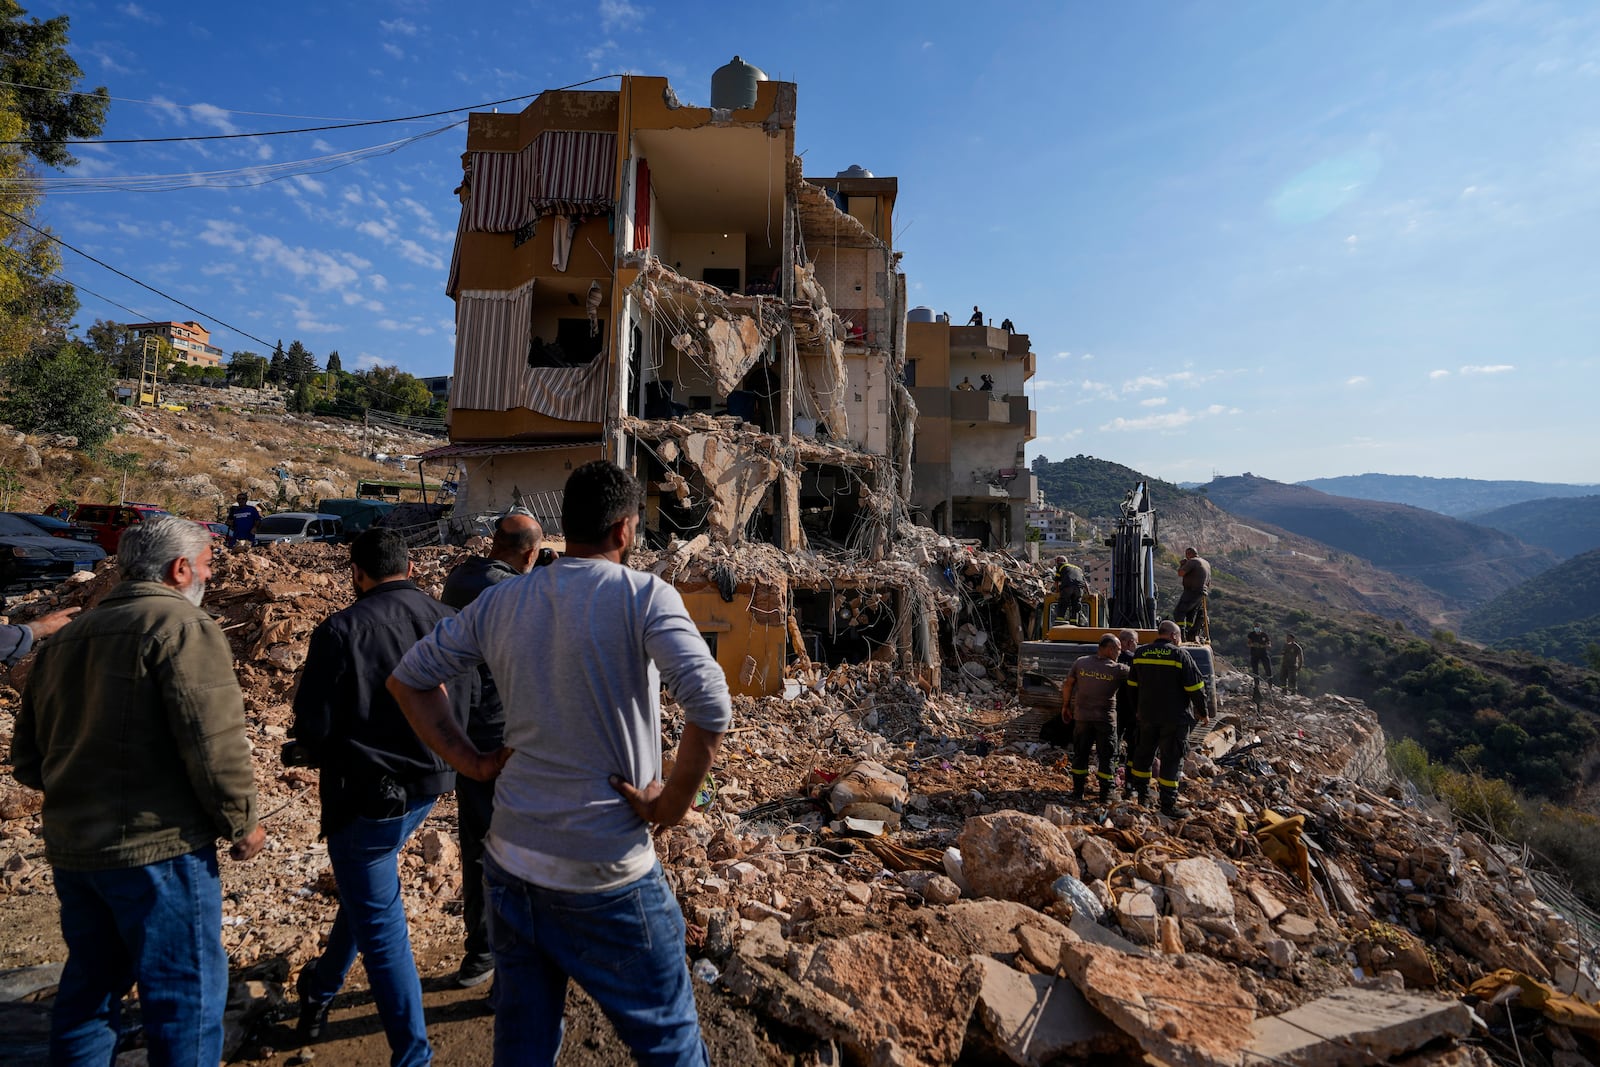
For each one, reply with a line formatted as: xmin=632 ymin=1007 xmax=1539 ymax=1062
xmin=25 ymin=0 xmax=1600 ymax=484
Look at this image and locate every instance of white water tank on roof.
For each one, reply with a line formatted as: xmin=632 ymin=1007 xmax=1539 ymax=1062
xmin=836 ymin=164 xmax=875 ymax=178
xmin=711 ymin=56 xmax=767 ymax=110
xmin=908 ymin=307 xmax=937 ymax=323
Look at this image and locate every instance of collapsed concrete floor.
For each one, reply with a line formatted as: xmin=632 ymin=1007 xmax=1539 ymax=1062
xmin=0 ymin=544 xmax=1595 ymax=1066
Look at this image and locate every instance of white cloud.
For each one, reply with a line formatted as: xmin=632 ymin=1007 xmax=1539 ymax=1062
xmin=599 ymin=0 xmax=644 ymax=31
xmin=356 ymin=354 xmax=385 ymax=370
xmin=187 ymin=103 xmax=239 ymax=134
xmin=1054 ymin=351 xmax=1072 ymax=360
xmin=313 ymin=139 xmax=336 ymax=153
xmin=369 ymin=274 xmax=389 ymax=292
xmin=198 ymin=219 xmax=247 ymax=253
xmin=1121 ymin=375 xmax=1164 ymax=394
xmin=293 ymin=175 xmax=326 ymax=196
xmin=1102 ymin=411 xmax=1197 ymax=432
xmin=1139 ymin=396 xmax=1168 ymax=407
xmin=1460 ymin=364 xmax=1515 ymax=375
xmin=382 ymin=42 xmax=405 ymax=60
xmin=118 ymin=2 xmax=161 ymax=23
xmin=1429 ymin=369 xmax=1451 ymax=379
xmin=1346 ymin=375 xmax=1368 ymax=386
xmin=375 ymin=319 xmax=405 ymax=331
xmin=379 ymin=17 xmax=418 ymax=35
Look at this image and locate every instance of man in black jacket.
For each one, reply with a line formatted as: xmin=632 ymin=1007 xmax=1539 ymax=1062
xmin=438 ymin=510 xmax=543 ymax=989
xmin=1126 ymin=621 xmax=1209 ymax=818
xmin=290 ymin=529 xmax=476 ymax=1066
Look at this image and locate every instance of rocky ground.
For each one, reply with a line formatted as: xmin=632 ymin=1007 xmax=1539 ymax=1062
xmin=0 ymin=543 xmax=1596 ymax=1066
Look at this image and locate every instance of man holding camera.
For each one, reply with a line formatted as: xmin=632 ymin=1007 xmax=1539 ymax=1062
xmin=438 ymin=510 xmax=547 ymax=990
xmin=289 ymin=529 xmax=476 ymax=1066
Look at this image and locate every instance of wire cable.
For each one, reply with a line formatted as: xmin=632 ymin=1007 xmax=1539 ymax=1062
xmin=0 ymin=74 xmax=627 ymax=148
xmin=0 ymin=79 xmax=369 ymax=122
xmin=2 ymin=122 xmax=462 ymax=194
xmin=0 ymin=204 xmax=276 ymax=350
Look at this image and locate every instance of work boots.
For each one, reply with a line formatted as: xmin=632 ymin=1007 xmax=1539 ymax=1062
xmin=1098 ymin=778 xmax=1113 ymax=803
xmin=1071 ymin=776 xmax=1087 ymax=802
xmin=1159 ymin=788 xmax=1190 ymax=819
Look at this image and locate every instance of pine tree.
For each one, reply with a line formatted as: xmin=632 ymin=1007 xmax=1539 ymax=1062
xmin=283 ymin=339 xmax=317 ymax=386
xmin=266 ymin=340 xmax=285 ymax=385
xmin=325 ymin=349 xmax=342 ymax=374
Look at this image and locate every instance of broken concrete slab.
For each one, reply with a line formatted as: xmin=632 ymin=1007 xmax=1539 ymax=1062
xmin=1276 ymin=913 xmax=1319 ymax=943
xmin=1059 ymin=936 xmax=1255 ymax=1067
xmin=1246 ymin=988 xmax=1472 ymax=1067
xmin=1016 ymin=924 xmax=1063 ymax=973
xmin=802 ymin=932 xmax=982 ymax=1067
xmin=970 ymin=955 xmax=1129 ymax=1065
xmin=1115 ymin=887 xmax=1160 ymax=944
xmin=1077 ymin=835 xmax=1119 ymax=881
xmin=1164 ymin=857 xmax=1235 ymax=920
xmin=939 ymin=899 xmax=1071 ymax=962
xmin=1247 ymin=883 xmax=1289 ymax=922
xmin=958 ymin=810 xmax=1080 ymax=908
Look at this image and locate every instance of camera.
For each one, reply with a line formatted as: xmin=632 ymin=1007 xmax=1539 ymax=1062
xmin=536 ymin=547 xmax=557 ymax=567
xmin=281 ymin=740 xmax=313 ymax=767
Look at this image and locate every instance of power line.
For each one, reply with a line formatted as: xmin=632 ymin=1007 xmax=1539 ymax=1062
xmin=1 ymin=121 xmax=462 ymax=194
xmin=0 ymin=74 xmax=625 ymax=148
xmin=0 ymin=204 xmax=276 ymax=350
xmin=0 ymin=79 xmax=369 ymax=122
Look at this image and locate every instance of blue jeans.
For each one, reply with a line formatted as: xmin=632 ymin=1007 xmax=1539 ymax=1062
xmin=50 ymin=847 xmax=226 ymax=1067
xmin=484 ymin=854 xmax=707 ymax=1067
xmin=303 ymin=797 xmax=435 ymax=1067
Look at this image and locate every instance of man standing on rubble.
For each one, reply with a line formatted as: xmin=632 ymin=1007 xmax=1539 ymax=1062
xmin=1053 ymin=556 xmax=1086 ymax=625
xmin=1247 ymin=623 xmax=1274 ymax=685
xmin=438 ymin=509 xmax=545 ymax=991
xmin=226 ymin=491 xmax=261 ymax=548
xmin=290 ymin=528 xmax=476 ymax=1066
xmin=1126 ymin=620 xmax=1209 ymax=818
xmin=1279 ymin=633 xmax=1305 ymax=695
xmin=1174 ymin=547 xmax=1210 ymax=641
xmin=11 ymin=516 xmax=264 ymax=1064
xmin=1059 ymin=634 xmax=1129 ymax=803
xmin=389 ymin=459 xmax=731 ymax=1066
xmin=1116 ymin=628 xmax=1139 ymax=780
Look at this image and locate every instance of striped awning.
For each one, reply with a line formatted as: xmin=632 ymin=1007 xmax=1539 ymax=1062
xmin=452 ymin=281 xmax=609 ymax=423
xmin=531 ymin=130 xmax=617 ymax=217
xmin=465 ymin=149 xmax=534 ymax=233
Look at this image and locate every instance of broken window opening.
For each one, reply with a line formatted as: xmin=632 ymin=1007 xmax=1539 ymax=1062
xmin=791 ymin=588 xmax=896 ymax=668
xmin=639 ymin=445 xmax=712 ymax=547
xmin=798 ymin=464 xmax=865 ymax=547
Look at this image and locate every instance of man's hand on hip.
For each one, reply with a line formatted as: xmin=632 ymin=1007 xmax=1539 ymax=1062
xmin=230 ymin=824 xmax=266 ymax=861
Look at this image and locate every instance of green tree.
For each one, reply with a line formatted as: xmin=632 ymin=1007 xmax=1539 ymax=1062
xmin=359 ymin=364 xmax=433 ymax=416
xmin=0 ymin=2 xmax=108 ymax=169
xmin=283 ymin=339 xmax=317 ymax=386
xmin=325 ymin=349 xmax=342 ymax=374
xmin=266 ymin=340 xmax=285 ymax=385
xmin=227 ymin=350 xmax=266 ymax=389
xmin=0 ymin=338 xmax=117 ymax=445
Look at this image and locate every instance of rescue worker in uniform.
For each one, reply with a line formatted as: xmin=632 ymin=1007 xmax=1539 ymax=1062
xmin=1247 ymin=624 xmax=1274 ymax=684
xmin=1115 ymin=628 xmax=1139 ymax=782
xmin=1174 ymin=548 xmax=1210 ymax=641
xmin=1278 ymin=633 xmax=1305 ymax=695
xmin=1127 ymin=620 xmax=1209 ymax=818
xmin=1058 ymin=635 xmax=1129 ymax=803
xmin=1053 ymin=556 xmax=1086 ymax=625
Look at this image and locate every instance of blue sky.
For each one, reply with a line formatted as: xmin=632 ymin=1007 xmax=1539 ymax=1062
xmin=31 ymin=0 xmax=1600 ymax=484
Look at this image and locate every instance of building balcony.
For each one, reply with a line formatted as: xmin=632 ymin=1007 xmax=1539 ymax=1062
xmin=957 ymin=468 xmax=1036 ymax=501
xmin=948 ymin=325 xmax=1010 ymax=355
xmin=910 ymin=385 xmax=949 ymax=417
xmin=950 ymin=390 xmax=1010 ymax=424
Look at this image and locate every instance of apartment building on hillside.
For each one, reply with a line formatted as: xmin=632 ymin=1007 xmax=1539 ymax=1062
xmin=424 ymin=61 xmax=921 ymax=695
xmin=124 ymin=320 xmax=225 ymax=368
xmin=905 ymin=316 xmax=1037 ymax=548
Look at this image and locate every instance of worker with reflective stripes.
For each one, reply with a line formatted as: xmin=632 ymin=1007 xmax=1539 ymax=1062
xmin=1126 ymin=620 xmax=1209 ymax=818
xmin=1059 ymin=635 xmax=1129 ymax=803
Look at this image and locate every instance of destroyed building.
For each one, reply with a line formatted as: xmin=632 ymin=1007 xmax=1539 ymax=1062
xmin=430 ymin=61 xmax=1059 ymax=698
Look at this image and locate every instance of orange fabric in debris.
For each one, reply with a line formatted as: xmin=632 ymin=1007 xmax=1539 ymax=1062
xmin=1468 ymin=969 xmax=1600 ymax=1032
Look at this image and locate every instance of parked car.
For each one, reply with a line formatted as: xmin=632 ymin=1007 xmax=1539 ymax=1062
xmin=197 ymin=521 xmax=229 ymax=540
xmin=72 ymin=502 xmax=173 ymax=553
xmin=0 ymin=513 xmax=106 ymax=591
xmin=253 ymin=512 xmax=344 ymax=546
xmin=9 ymin=512 xmax=99 ymax=544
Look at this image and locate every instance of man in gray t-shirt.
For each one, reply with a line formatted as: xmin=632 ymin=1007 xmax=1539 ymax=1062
xmin=390 ymin=460 xmax=730 ymax=1066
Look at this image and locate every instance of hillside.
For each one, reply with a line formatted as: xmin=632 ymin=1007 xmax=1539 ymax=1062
xmin=1301 ymin=472 xmax=1598 ymax=516
xmin=1198 ymin=474 xmax=1557 ymax=610
xmin=1465 ymin=494 xmax=1600 ymax=559
xmin=1029 ymin=453 xmax=1193 ymax=518
xmin=1462 ymin=546 xmax=1600 ymax=664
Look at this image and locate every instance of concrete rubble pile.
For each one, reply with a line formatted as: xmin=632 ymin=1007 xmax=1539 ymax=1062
xmin=1 ymin=545 xmax=1596 ymax=1065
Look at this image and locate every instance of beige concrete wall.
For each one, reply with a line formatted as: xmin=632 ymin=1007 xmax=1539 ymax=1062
xmin=458 ymin=447 xmax=604 ymax=515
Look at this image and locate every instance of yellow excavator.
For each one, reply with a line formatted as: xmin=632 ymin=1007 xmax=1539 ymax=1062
xmin=1019 ymin=482 xmax=1217 ymax=715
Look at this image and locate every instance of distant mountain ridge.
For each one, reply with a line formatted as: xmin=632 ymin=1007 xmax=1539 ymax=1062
xmin=1300 ymin=473 xmax=1598 ymax=517
xmin=1465 ymin=495 xmax=1600 ymax=560
xmin=1198 ymin=474 xmax=1557 ymax=609
xmin=1462 ymin=547 xmax=1600 ymax=664
xmin=1030 ymin=454 xmax=1193 ymax=519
